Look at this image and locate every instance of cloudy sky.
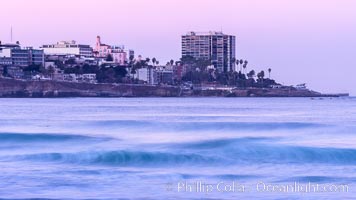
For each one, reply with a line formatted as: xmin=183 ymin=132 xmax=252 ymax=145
xmin=1 ymin=0 xmax=355 ymax=94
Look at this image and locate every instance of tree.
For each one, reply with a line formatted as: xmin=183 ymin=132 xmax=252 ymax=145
xmin=268 ymin=68 xmax=272 ymax=79
xmin=129 ymin=55 xmax=135 ymax=62
xmin=152 ymin=57 xmax=156 ymax=66
xmin=106 ymin=54 xmax=113 ymax=62
xmin=24 ymin=64 xmax=41 ymax=72
xmin=64 ymin=65 xmax=82 ymax=74
xmin=65 ymin=58 xmax=76 ymax=65
xmin=257 ymin=70 xmax=265 ymax=87
xmin=247 ymin=70 xmax=255 ymax=79
xmin=195 ymin=58 xmax=211 ymax=71
xmin=243 ymin=60 xmax=248 ymax=74
xmin=127 ymin=55 xmax=135 ymax=76
xmin=128 ymin=55 xmax=135 ymax=67
xmin=170 ymin=59 xmax=174 ymax=66
xmin=231 ymin=57 xmax=236 ymax=71
xmin=2 ymin=66 xmax=8 ymax=76
xmin=82 ymin=64 xmax=99 ymax=74
xmin=260 ymin=70 xmax=265 ymax=79
xmin=96 ymin=66 xmax=127 ymax=83
xmin=47 ymin=65 xmax=55 ymax=79
xmin=114 ymin=67 xmax=128 ymax=78
xmin=145 ymin=58 xmax=150 ymax=65
xmin=180 ymin=55 xmax=195 ymax=65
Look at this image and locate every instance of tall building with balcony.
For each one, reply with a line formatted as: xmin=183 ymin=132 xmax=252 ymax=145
xmin=182 ymin=31 xmax=236 ymax=72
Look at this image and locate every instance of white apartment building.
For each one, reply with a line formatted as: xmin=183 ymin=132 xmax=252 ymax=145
xmin=41 ymin=41 xmax=93 ymax=57
xmin=137 ymin=68 xmax=156 ymax=85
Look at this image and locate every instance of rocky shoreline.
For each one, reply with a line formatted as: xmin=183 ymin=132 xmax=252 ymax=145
xmin=0 ymin=78 xmax=348 ymax=98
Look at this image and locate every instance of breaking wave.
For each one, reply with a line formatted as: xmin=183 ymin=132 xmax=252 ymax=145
xmin=10 ymin=138 xmax=356 ymax=166
xmin=90 ymin=120 xmax=326 ymax=132
xmin=15 ymin=150 xmax=217 ymax=166
xmin=0 ymin=132 xmax=109 ymax=143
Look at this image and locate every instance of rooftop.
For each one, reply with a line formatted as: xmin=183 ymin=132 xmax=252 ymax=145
xmin=184 ymin=31 xmax=230 ymax=36
xmin=0 ymin=43 xmax=20 ymax=49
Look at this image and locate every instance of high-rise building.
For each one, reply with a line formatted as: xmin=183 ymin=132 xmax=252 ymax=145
xmin=182 ymin=31 xmax=236 ymax=72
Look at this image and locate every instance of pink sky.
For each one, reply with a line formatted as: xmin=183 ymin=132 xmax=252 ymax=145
xmin=1 ymin=0 xmax=355 ymax=94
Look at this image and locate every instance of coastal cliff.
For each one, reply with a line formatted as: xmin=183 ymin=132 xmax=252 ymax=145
xmin=0 ymin=78 xmax=344 ymax=98
xmin=0 ymin=78 xmax=180 ymax=97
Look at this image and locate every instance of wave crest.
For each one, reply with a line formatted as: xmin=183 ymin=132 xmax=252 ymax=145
xmin=0 ymin=132 xmax=108 ymax=143
xmin=17 ymin=150 xmax=216 ymax=166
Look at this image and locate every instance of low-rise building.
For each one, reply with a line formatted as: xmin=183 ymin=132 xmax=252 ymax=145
xmin=6 ymin=65 xmax=24 ymax=79
xmin=0 ymin=57 xmax=12 ymax=65
xmin=63 ymin=73 xmax=97 ymax=83
xmin=41 ymin=41 xmax=93 ymax=57
xmin=0 ymin=43 xmax=44 ymax=66
xmin=156 ymin=69 xmax=174 ymax=85
xmin=81 ymin=74 xmax=97 ymax=83
xmin=136 ymin=67 xmax=174 ymax=85
xmin=137 ymin=68 xmax=156 ymax=85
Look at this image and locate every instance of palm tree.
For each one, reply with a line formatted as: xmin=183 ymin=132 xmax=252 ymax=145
xmin=236 ymin=60 xmax=240 ymax=72
xmin=152 ymin=57 xmax=156 ymax=66
xmin=238 ymin=59 xmax=243 ymax=73
xmin=243 ymin=60 xmax=248 ymax=74
xmin=258 ymin=70 xmax=265 ymax=87
xmin=268 ymin=68 xmax=272 ymax=79
xmin=257 ymin=71 xmax=265 ymax=79
xmin=231 ymin=57 xmax=236 ymax=71
xmin=239 ymin=59 xmax=243 ymax=66
xmin=128 ymin=55 xmax=135 ymax=76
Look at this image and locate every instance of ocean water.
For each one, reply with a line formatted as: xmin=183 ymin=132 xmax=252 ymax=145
xmin=0 ymin=97 xmax=355 ymax=199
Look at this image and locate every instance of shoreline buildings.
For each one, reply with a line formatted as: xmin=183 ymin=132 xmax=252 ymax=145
xmin=182 ymin=31 xmax=236 ymax=72
xmin=1 ymin=31 xmax=236 ymax=85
